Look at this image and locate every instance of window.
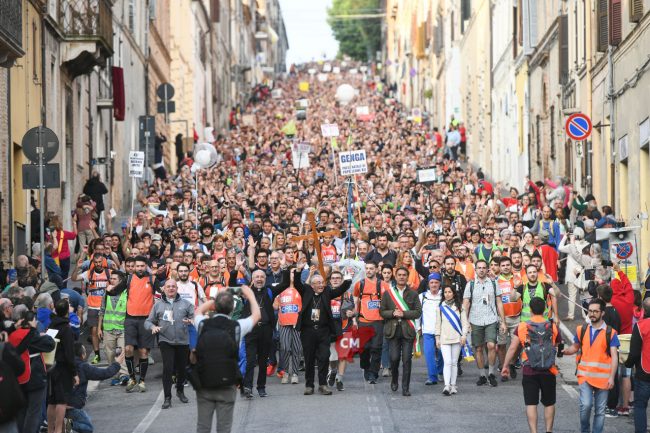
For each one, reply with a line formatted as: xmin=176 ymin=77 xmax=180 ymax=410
xmin=610 ymin=0 xmax=622 ymax=46
xmin=618 ymin=134 xmax=629 ymax=162
xmin=536 ymin=115 xmax=542 ymax=165
xmin=640 ymin=117 xmax=650 ymax=149
xmin=128 ymin=0 xmax=135 ymax=33
xmin=550 ymin=106 xmax=556 ymax=159
xmin=597 ymin=0 xmax=608 ymax=52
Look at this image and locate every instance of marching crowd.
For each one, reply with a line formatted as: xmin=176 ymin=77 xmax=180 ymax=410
xmin=1 ymin=62 xmax=650 ymax=433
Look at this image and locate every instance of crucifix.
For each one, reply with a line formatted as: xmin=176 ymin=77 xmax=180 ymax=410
xmin=292 ymin=210 xmax=340 ymax=278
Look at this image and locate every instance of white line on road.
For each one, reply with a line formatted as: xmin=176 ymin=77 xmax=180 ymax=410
xmin=368 ymin=406 xmax=379 ymax=412
xmin=132 ymin=390 xmax=164 ymax=433
xmin=369 ymin=415 xmax=381 ymax=423
xmin=559 ymin=320 xmax=576 ymax=343
xmin=562 ymin=384 xmax=579 ymax=400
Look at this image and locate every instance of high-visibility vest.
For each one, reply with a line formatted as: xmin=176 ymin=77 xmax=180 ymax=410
xmin=636 ymin=318 xmax=650 ymax=374
xmin=103 ymin=292 xmax=127 ymax=332
xmin=576 ymin=324 xmax=616 ymax=389
xmin=321 ymin=244 xmax=338 ymax=264
xmin=521 ymin=281 xmax=547 ymax=321
xmin=201 ymin=276 xmax=225 ymax=299
xmin=455 ymin=260 xmax=475 ymax=280
xmin=126 ymin=274 xmax=155 ymax=317
xmin=357 ymin=278 xmax=385 ymax=323
xmin=498 ymin=274 xmax=522 ymax=317
xmin=87 ymin=269 xmax=110 ymax=309
xmin=278 ymin=287 xmax=302 ymax=327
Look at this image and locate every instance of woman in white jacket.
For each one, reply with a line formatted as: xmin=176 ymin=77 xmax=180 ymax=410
xmin=435 ymin=284 xmax=470 ymax=395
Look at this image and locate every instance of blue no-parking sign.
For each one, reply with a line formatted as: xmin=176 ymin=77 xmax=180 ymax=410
xmin=565 ymin=113 xmax=592 ymax=141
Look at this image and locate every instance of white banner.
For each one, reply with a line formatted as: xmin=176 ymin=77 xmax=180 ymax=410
xmin=356 ymin=106 xmax=370 ymax=116
xmin=320 ymin=123 xmax=340 ymax=137
xmin=338 ymin=150 xmax=368 ymax=176
xmin=291 ymin=142 xmax=311 ymax=169
xmin=129 ymin=151 xmax=145 ymax=178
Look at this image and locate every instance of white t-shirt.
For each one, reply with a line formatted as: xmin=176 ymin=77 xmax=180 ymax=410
xmin=419 ymin=291 xmax=442 ymax=335
xmin=176 ymin=280 xmax=206 ymax=308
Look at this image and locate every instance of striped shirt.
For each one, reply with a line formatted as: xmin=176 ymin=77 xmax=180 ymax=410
xmin=463 ymin=278 xmax=499 ymax=326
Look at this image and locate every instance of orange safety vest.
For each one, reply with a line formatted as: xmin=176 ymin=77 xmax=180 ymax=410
xmin=455 ymin=260 xmax=475 ymax=281
xmin=126 ymin=274 xmax=155 ymax=317
xmin=576 ymin=324 xmax=616 ymax=389
xmin=201 ymin=276 xmax=225 ymax=299
xmin=498 ymin=274 xmax=522 ymax=317
xmin=321 ymin=244 xmax=338 ymax=264
xmin=189 ymin=267 xmax=201 ymax=282
xmin=636 ymin=318 xmax=650 ymax=374
xmin=87 ymin=269 xmax=110 ymax=309
xmin=357 ymin=278 xmax=386 ymax=323
xmin=278 ymin=287 xmax=302 ymax=327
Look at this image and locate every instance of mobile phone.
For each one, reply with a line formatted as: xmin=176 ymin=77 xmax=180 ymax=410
xmin=250 ymin=212 xmax=255 ymax=222
xmin=115 ymin=347 xmax=122 ymax=356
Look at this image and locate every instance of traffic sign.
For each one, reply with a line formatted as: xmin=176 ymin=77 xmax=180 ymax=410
xmin=22 ymin=163 xmax=60 ymax=189
xmin=156 ymin=83 xmax=175 ymax=100
xmin=21 ymin=126 xmax=59 ymax=163
xmin=565 ymin=113 xmax=592 ymax=141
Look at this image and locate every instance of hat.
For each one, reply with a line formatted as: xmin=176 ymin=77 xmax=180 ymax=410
xmin=583 ymin=219 xmax=595 ymax=229
xmin=573 ymin=227 xmax=585 ymax=239
xmin=151 ymin=233 xmax=162 ymax=242
xmin=428 ymin=272 xmax=441 ymax=282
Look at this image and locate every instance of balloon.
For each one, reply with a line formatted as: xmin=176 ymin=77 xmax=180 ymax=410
xmin=335 ymin=84 xmax=355 ymax=105
xmin=195 ymin=149 xmax=211 ymax=167
xmin=190 ymin=164 xmax=199 ymax=173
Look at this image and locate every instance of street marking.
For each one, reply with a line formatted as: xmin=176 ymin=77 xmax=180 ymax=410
xmin=368 ymin=406 xmax=379 ymax=412
xmin=559 ymin=321 xmax=575 ymax=343
xmin=132 ymin=389 xmax=164 ymax=433
xmin=562 ymin=384 xmax=579 ymax=400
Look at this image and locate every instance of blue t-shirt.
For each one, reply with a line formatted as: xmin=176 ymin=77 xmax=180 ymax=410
xmin=61 ymin=288 xmax=86 ymax=310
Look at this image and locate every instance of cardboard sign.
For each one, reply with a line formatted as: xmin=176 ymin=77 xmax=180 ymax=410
xmin=129 ymin=151 xmax=145 ymax=178
xmin=333 ymin=66 xmax=341 ymax=74
xmin=291 ymin=143 xmax=311 ymax=169
xmin=298 ymin=82 xmax=310 ymax=92
xmin=297 ymin=99 xmax=309 ymax=108
xmin=320 ymin=123 xmax=340 ymax=137
xmin=338 ymin=150 xmax=368 ymax=176
xmin=241 ymin=114 xmax=256 ymax=126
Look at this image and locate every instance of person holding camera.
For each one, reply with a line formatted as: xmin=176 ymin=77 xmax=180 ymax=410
xmin=192 ymin=285 xmax=261 ymax=433
xmin=144 ymin=278 xmax=195 ymax=409
xmin=66 ymin=342 xmax=124 ymax=433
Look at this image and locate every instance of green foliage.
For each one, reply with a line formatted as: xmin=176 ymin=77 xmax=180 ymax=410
xmin=327 ymin=0 xmax=382 ymax=61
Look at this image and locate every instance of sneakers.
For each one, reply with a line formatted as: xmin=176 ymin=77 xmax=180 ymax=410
xmin=258 ymin=388 xmax=268 ymax=398
xmin=304 ymin=387 xmax=314 ymax=395
xmin=138 ymin=380 xmax=147 ymax=392
xmin=318 ymin=385 xmax=332 ymax=395
xmin=382 ymin=368 xmax=390 ymax=377
xmin=91 ymin=354 xmax=101 ymax=365
xmin=450 ymin=385 xmax=458 ymax=395
xmin=266 ymin=363 xmax=277 ymax=377
xmin=291 ymin=374 xmax=299 ymax=384
xmin=110 ymin=378 xmax=121 ymax=386
xmin=509 ymin=364 xmax=517 ymax=379
xmin=243 ymin=387 xmax=253 ymax=399
xmin=605 ymin=408 xmax=619 ymax=418
xmin=442 ymin=386 xmax=451 ymax=396
xmin=281 ymin=374 xmax=290 ymax=384
xmin=126 ymin=379 xmax=138 ymax=393
xmin=617 ymin=406 xmax=630 ymax=416
xmin=161 ymin=397 xmax=171 ymax=409
xmin=120 ymin=375 xmax=130 ymax=386
xmin=476 ymin=376 xmax=488 ymax=386
xmin=327 ymin=370 xmax=336 ymax=387
xmin=368 ymin=377 xmax=377 ymax=385
xmin=425 ymin=380 xmax=437 ymax=386
xmin=488 ymin=374 xmax=498 ymax=387
xmin=336 ymin=379 xmax=344 ymax=391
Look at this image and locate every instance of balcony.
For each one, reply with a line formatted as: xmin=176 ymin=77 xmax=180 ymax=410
xmin=0 ymin=0 xmax=25 ymax=67
xmin=59 ymin=0 xmax=114 ymax=78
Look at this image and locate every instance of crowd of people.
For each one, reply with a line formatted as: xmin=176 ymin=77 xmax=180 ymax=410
xmin=2 ymin=61 xmax=650 ymax=433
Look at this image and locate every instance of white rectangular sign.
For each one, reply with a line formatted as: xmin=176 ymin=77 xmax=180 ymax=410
xmin=291 ymin=143 xmax=311 ymax=169
xmin=356 ymin=106 xmax=370 ymax=116
xmin=339 ymin=150 xmax=368 ymax=176
xmin=320 ymin=123 xmax=340 ymax=137
xmin=129 ymin=151 xmax=145 ymax=178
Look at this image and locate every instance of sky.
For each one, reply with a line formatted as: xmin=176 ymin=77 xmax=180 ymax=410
xmin=278 ymin=0 xmax=340 ymax=66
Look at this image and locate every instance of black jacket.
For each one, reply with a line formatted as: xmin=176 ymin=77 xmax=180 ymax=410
xmin=83 ymin=177 xmax=108 ymax=212
xmin=20 ymin=328 xmax=56 ymax=392
xmin=625 ymin=321 xmax=650 ymax=382
xmin=291 ymin=269 xmax=351 ymax=336
xmin=48 ymin=315 xmax=77 ymax=376
xmin=240 ymin=273 xmax=288 ymax=326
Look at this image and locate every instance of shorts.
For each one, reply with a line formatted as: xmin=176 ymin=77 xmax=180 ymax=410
xmin=86 ymin=309 xmax=100 ymax=327
xmin=48 ymin=367 xmax=73 ymax=405
xmin=471 ymin=322 xmax=498 ymax=347
xmin=124 ymin=316 xmax=154 ymax=349
xmin=498 ymin=317 xmax=519 ymax=346
xmin=522 ymin=373 xmax=556 ymax=406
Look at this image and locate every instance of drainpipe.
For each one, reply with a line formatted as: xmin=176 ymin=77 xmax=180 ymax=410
xmin=608 ymin=45 xmax=616 ymax=210
xmin=7 ymin=71 xmax=13 ymax=261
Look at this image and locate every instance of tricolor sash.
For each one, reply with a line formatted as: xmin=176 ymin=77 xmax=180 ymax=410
xmin=440 ymin=304 xmax=463 ymax=336
xmin=386 ymin=286 xmax=416 ymax=331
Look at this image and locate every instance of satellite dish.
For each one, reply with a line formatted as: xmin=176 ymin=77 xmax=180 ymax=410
xmin=193 ymin=143 xmax=219 ymax=168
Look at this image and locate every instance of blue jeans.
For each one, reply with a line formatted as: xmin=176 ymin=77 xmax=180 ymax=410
xmin=634 ymin=379 xmax=650 ymax=433
xmin=579 ymin=381 xmax=608 ymax=433
xmin=188 ymin=324 xmax=198 ymax=350
xmin=66 ymin=408 xmax=93 ymax=433
xmin=422 ymin=334 xmax=443 ymax=382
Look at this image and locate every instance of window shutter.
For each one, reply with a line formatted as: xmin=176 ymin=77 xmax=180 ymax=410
xmin=597 ymin=0 xmax=608 ymax=52
xmin=559 ymin=15 xmax=569 ymax=85
xmin=630 ymin=0 xmax=643 ymax=22
xmin=461 ymin=0 xmax=471 ymax=21
xmin=610 ymin=0 xmax=622 ymax=46
xmin=211 ymin=0 xmax=220 ymax=23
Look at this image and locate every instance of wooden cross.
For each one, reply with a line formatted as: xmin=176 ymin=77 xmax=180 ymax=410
xmin=292 ymin=210 xmax=340 ymax=278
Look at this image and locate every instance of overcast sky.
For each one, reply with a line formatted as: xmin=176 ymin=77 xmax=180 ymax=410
xmin=278 ymin=0 xmax=340 ymax=66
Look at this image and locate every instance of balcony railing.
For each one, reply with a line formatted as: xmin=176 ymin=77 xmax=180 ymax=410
xmin=0 ymin=0 xmax=24 ymax=65
xmin=59 ymin=0 xmax=113 ymax=56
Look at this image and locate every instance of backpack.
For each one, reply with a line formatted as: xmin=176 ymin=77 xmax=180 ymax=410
xmin=193 ymin=316 xmax=241 ymax=389
xmin=359 ymin=279 xmax=382 ymax=300
xmin=524 ymin=321 xmax=556 ymax=370
xmin=0 ymin=342 xmax=27 ymax=424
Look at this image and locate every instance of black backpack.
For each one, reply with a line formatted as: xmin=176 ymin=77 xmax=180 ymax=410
xmin=524 ymin=321 xmax=556 ymax=370
xmin=0 ymin=342 xmax=26 ymax=424
xmin=194 ymin=316 xmax=241 ymax=389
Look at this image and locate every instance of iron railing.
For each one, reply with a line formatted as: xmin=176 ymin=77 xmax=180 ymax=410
xmin=59 ymin=0 xmax=113 ymax=55
xmin=0 ymin=0 xmax=23 ymax=55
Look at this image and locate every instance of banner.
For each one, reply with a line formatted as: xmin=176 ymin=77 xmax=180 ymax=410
xmin=128 ymin=151 xmax=145 ymax=178
xmin=338 ymin=149 xmax=368 ymax=176
xmin=335 ymin=326 xmax=375 ymax=362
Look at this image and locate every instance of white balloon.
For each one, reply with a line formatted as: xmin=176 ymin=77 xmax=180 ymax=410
xmin=335 ymin=84 xmax=356 ymax=105
xmin=190 ymin=164 xmax=200 ymax=173
xmin=195 ymin=149 xmax=211 ymax=167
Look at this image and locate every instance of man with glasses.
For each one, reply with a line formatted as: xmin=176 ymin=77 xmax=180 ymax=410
xmin=463 ymin=260 xmax=507 ymax=387
xmin=563 ymin=299 xmax=619 ymax=433
xmin=474 ymin=230 xmax=497 ymax=263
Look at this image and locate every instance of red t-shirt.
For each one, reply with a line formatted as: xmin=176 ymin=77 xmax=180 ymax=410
xmin=540 ymin=245 xmax=559 ymax=282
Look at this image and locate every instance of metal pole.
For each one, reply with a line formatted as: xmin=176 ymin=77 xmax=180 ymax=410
xmin=144 ymin=121 xmax=150 ymax=184
xmin=129 ymin=177 xmax=136 ymax=238
xmin=38 ymin=126 xmax=46 ymax=281
xmin=164 ymin=86 xmax=169 ymax=124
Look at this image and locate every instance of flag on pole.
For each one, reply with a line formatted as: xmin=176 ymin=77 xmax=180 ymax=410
xmin=347 ymin=134 xmax=353 ymax=148
xmin=331 ymin=137 xmax=338 ymax=150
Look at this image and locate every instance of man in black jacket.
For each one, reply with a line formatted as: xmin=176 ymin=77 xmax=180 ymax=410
xmin=291 ymin=267 xmax=352 ymax=395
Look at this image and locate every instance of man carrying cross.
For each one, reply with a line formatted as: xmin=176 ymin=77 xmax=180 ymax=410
xmin=292 ymin=210 xmax=340 ymax=278
xmin=380 ymin=266 xmax=422 ymax=396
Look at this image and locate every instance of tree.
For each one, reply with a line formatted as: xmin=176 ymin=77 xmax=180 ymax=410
xmin=327 ymin=0 xmax=382 ymax=61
